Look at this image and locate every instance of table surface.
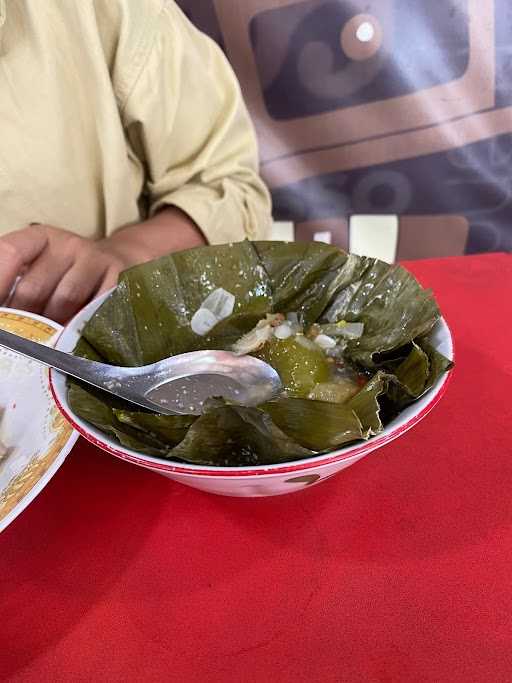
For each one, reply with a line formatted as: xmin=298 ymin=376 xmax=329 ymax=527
xmin=1 ymin=252 xmax=511 ymax=682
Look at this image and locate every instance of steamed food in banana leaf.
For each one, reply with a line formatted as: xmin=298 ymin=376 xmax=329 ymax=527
xmin=68 ymin=241 xmax=452 ymax=466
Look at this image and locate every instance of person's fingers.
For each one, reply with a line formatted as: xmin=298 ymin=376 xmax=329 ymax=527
xmin=42 ymin=255 xmax=110 ymax=323
xmin=0 ymin=226 xmax=48 ymax=304
xmin=96 ymin=265 xmax=122 ymax=296
xmin=9 ymin=247 xmax=74 ymax=314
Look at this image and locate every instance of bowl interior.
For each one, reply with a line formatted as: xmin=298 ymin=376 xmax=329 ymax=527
xmin=51 ymin=291 xmax=453 ymax=474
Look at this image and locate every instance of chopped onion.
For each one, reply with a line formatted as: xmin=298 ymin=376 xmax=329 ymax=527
xmin=191 ymin=308 xmax=218 ymax=336
xmin=232 ymin=323 xmax=274 ymax=355
xmin=274 ymin=322 xmax=293 ymax=340
xmin=314 ymin=334 xmax=337 ymax=350
xmin=201 ymin=288 xmax=235 ymax=320
xmin=191 ymin=288 xmax=236 ymax=336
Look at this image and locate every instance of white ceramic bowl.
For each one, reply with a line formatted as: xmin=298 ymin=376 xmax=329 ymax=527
xmin=50 ymin=292 xmax=453 ymax=498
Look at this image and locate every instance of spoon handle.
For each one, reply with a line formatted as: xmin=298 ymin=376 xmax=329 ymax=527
xmin=0 ymin=327 xmax=181 ymax=413
xmin=0 ymin=327 xmax=115 ymax=388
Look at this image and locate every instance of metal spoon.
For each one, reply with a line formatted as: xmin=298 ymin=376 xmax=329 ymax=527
xmin=0 ymin=327 xmax=282 ymax=415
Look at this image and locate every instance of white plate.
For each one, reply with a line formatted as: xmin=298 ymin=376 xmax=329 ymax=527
xmin=0 ymin=309 xmax=79 ymax=533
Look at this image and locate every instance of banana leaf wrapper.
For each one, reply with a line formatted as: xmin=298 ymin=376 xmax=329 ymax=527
xmin=68 ymin=241 xmax=452 ymax=466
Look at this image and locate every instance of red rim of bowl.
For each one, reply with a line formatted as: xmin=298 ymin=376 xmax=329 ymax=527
xmin=49 ymin=363 xmax=453 ymax=478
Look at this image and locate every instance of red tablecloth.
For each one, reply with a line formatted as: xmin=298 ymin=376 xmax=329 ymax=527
xmin=1 ymin=253 xmax=511 ymax=682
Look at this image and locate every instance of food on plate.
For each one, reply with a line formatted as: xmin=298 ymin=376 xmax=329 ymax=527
xmin=67 ymin=241 xmax=453 ymax=466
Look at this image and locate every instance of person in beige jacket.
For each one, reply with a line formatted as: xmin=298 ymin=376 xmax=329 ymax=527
xmin=0 ymin=0 xmax=271 ymax=322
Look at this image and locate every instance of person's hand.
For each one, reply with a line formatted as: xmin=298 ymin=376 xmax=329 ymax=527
xmin=0 ymin=208 xmax=205 ymax=323
xmin=0 ymin=224 xmax=137 ymax=323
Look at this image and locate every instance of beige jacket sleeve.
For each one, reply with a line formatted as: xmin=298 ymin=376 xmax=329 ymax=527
xmin=119 ymin=1 xmax=272 ymax=244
